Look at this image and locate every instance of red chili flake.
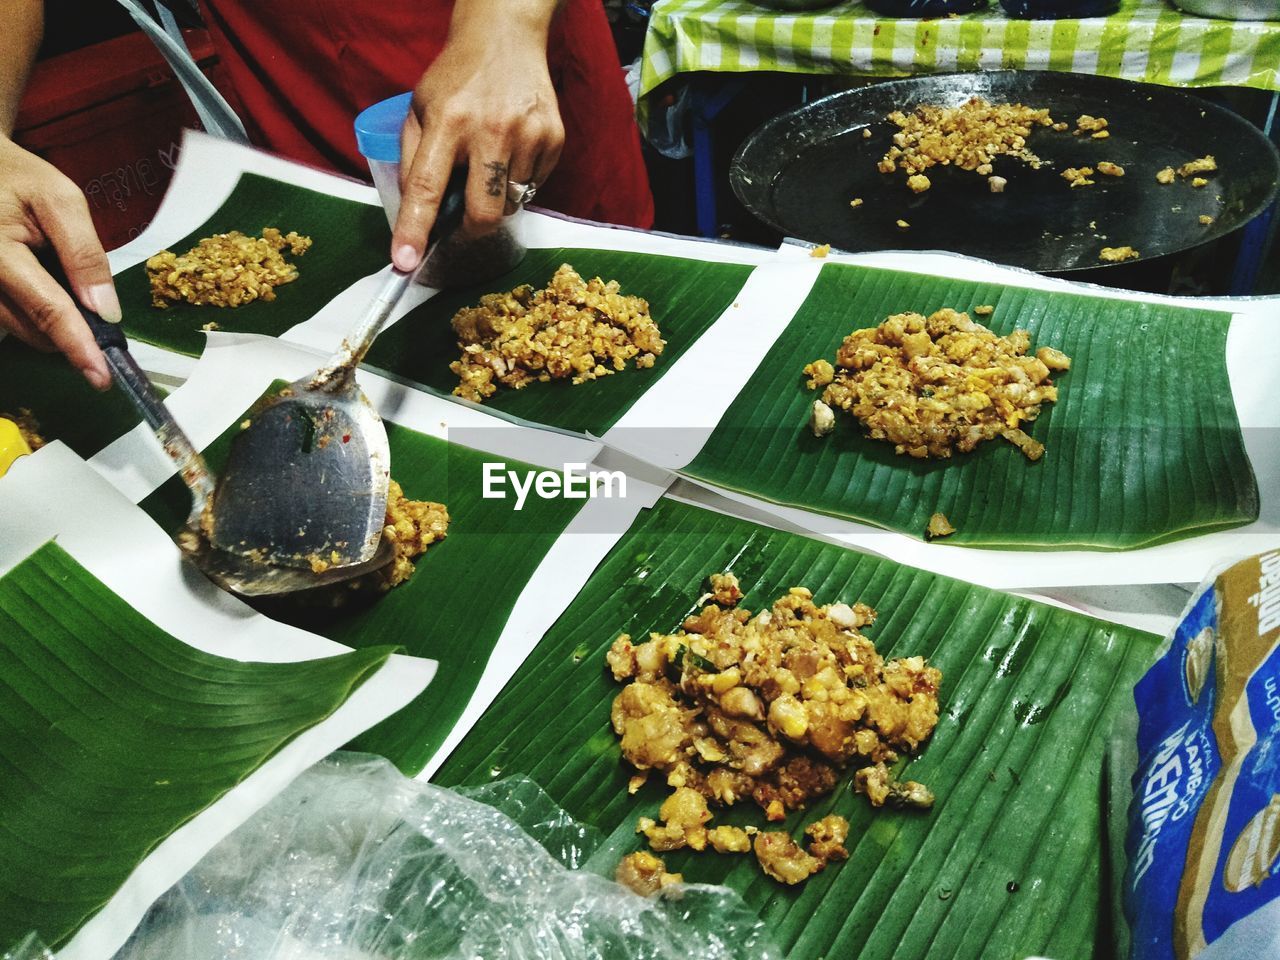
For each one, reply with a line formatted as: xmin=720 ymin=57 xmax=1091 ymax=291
xmin=342 ymin=434 xmax=351 ymax=443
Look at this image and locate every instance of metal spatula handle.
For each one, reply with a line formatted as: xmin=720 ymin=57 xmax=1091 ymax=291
xmin=93 ymin=320 xmax=216 ymax=525
xmin=309 ymin=166 xmax=471 ymax=391
xmin=46 ymin=255 xmax=216 ymax=526
xmin=309 ymin=266 xmax=415 ymax=390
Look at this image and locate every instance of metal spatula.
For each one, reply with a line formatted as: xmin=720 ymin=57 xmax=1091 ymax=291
xmin=203 ymin=169 xmax=468 ymax=596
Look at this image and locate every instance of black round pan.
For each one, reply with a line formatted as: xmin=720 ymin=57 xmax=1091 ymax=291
xmin=731 ymin=71 xmax=1280 ymax=273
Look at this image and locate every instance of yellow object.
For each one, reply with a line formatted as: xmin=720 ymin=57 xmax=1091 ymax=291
xmin=0 ymin=417 xmax=33 ymax=478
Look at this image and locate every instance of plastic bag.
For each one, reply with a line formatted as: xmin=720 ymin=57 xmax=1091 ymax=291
xmin=1112 ymin=550 xmax=1280 ymax=960
xmin=112 ymin=753 xmax=781 ymax=960
xmin=862 ymin=0 xmax=989 ymax=16
xmin=1 ymin=935 xmax=51 ymax=960
xmin=998 ymin=0 xmax=1121 ymax=17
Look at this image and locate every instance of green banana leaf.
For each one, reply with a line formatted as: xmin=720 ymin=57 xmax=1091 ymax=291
xmin=0 ymin=541 xmax=395 ymax=949
xmin=0 ymin=338 xmax=143 ymax=457
xmin=685 ymin=263 xmax=1257 ymax=549
xmin=435 ymin=496 xmax=1161 ymax=960
xmin=364 ymin=247 xmax=755 ymax=435
xmin=140 ymin=387 xmax=584 ymax=774
xmin=113 ymin=174 xmax=390 ymax=357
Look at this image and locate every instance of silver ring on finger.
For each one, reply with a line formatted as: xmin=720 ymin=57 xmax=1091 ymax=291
xmin=506 ymin=180 xmax=538 ymax=206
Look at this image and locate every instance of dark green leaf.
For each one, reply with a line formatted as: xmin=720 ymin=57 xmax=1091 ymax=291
xmin=113 ymin=174 xmax=391 ymax=356
xmin=686 ymin=263 xmax=1257 ymax=548
xmin=0 ymin=542 xmax=394 ymax=949
xmin=364 ymin=247 xmax=755 ymax=435
xmin=435 ymin=496 xmax=1161 ymax=959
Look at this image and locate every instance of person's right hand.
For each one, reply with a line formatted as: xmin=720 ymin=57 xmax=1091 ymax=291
xmin=0 ymin=136 xmax=116 ymax=389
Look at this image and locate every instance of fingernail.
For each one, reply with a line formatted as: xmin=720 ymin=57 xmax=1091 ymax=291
xmin=393 ymin=244 xmax=420 ymax=271
xmin=86 ymin=361 xmax=112 ymax=391
xmin=85 ymin=283 xmax=123 ymax=324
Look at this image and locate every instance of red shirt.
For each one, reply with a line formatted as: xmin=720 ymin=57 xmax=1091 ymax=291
xmin=198 ymin=0 xmax=653 ymax=228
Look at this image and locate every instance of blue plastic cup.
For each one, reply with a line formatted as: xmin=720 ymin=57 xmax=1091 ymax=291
xmin=354 ymin=92 xmax=414 ymax=227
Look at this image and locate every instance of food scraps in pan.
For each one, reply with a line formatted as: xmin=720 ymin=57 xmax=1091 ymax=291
xmin=1100 ymin=245 xmax=1141 ymax=263
xmin=802 ymin=308 xmax=1071 ymax=461
xmin=450 ymin=264 xmax=664 ymax=403
xmin=878 ymin=97 xmax=1055 ymax=185
xmin=1178 ymin=155 xmax=1218 ymax=179
xmin=146 ymin=228 xmax=312 ymax=308
xmin=1073 ymin=114 xmax=1108 ymax=136
xmin=1062 ymin=166 xmax=1096 ymax=188
xmin=608 ymin=574 xmax=940 ymax=886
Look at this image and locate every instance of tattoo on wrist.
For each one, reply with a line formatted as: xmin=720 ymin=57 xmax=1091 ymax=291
xmin=484 ymin=161 xmax=508 ymax=198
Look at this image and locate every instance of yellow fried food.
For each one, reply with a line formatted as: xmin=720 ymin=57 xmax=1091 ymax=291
xmin=1178 ymin=155 xmax=1217 ymax=178
xmin=608 ymin=581 xmax=941 ymax=822
xmin=1062 ymin=166 xmax=1095 ymax=188
xmin=450 ymin=264 xmax=664 ymax=403
xmin=615 ymin=851 xmax=682 ymax=896
xmin=878 ymin=97 xmax=1055 ymax=181
xmin=1100 ymin=245 xmax=1140 ymax=263
xmin=146 ymin=228 xmax=312 ymax=308
xmin=805 ymin=308 xmax=1070 ymax=461
xmin=380 ymin=480 xmax=449 ymax=589
xmin=926 ymin=512 xmax=955 ymax=540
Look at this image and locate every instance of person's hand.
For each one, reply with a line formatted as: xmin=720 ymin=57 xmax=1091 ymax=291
xmin=0 ymin=136 xmax=115 ymax=389
xmin=392 ymin=7 xmax=564 ymax=271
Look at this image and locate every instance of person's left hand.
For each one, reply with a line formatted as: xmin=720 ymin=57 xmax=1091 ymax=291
xmin=391 ymin=12 xmax=564 ymax=271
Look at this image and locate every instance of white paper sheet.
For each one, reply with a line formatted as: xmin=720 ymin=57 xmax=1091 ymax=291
xmin=663 ymin=479 xmax=1187 ymax=636
xmin=0 ymin=444 xmax=435 ymax=960
xmin=603 ymin=260 xmax=823 ymax=463
xmin=602 ymin=243 xmax=1278 ymax=589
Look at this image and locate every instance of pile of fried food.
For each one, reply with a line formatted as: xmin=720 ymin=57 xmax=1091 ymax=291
xmin=379 ymin=480 xmax=449 ymax=588
xmin=878 ymin=97 xmax=1057 ymax=193
xmin=609 ymin=572 xmax=942 ymax=891
xmin=450 ymin=264 xmax=664 ymax=403
xmin=803 ymin=308 xmax=1071 ymax=462
xmin=146 ymin=228 xmax=313 ymax=308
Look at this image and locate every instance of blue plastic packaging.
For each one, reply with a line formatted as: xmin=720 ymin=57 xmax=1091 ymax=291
xmin=999 ymin=0 xmax=1120 ymax=17
xmin=863 ymin=0 xmax=988 ymax=15
xmin=1123 ymin=550 xmax=1280 ymax=960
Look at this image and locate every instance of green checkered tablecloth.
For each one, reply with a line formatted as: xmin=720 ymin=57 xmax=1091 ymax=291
xmin=639 ymin=0 xmax=1280 ymax=111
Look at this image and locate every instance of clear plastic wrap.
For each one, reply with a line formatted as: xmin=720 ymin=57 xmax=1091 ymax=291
xmin=1 ymin=935 xmax=51 ymax=960
xmin=112 ymin=753 xmax=781 ymax=960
